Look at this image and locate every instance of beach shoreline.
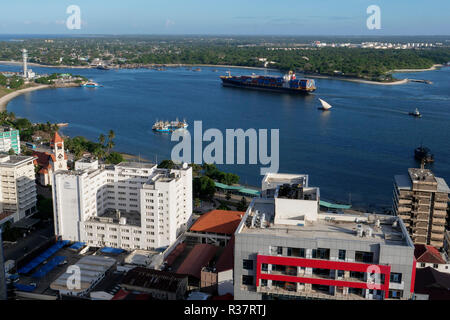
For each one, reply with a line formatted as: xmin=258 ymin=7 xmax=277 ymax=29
xmin=0 ymin=83 xmax=81 ymax=111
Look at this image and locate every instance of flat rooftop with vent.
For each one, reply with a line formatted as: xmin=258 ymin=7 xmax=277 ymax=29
xmin=237 ymin=172 xmax=413 ymax=247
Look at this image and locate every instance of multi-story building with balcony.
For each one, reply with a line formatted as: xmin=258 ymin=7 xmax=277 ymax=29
xmin=393 ymin=167 xmax=449 ymax=249
xmin=0 ymin=155 xmax=37 ymax=225
xmin=234 ymin=173 xmax=416 ymax=300
xmin=52 ymin=160 xmax=192 ymax=251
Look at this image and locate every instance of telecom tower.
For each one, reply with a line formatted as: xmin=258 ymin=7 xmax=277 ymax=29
xmin=22 ymin=49 xmax=28 ymax=78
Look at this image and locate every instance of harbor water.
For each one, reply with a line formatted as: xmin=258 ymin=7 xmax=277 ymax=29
xmin=3 ymin=64 xmax=450 ymax=211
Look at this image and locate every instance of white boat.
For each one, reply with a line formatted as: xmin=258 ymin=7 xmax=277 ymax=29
xmin=318 ymin=98 xmax=332 ymax=111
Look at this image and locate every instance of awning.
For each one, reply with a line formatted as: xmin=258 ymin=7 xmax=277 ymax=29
xmin=319 ymin=200 xmax=352 ymax=210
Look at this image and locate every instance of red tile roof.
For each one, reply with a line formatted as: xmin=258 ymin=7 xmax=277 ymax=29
xmin=33 ymin=150 xmax=51 ymax=168
xmin=414 ymin=244 xmax=446 ymax=264
xmin=52 ymin=131 xmax=64 ymax=144
xmin=216 ymin=236 xmax=235 ymax=273
xmin=176 ymin=244 xmax=218 ymax=279
xmin=190 ymin=210 xmax=244 ymax=235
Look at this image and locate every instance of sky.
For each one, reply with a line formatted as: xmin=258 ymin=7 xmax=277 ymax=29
xmin=0 ymin=0 xmax=449 ymax=35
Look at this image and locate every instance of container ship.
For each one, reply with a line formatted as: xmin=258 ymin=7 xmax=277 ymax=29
xmin=220 ymin=71 xmax=316 ymax=94
xmin=152 ymin=119 xmax=188 ymax=133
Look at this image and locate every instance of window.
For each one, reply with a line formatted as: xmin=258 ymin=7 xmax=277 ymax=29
xmin=337 ymin=270 xmax=344 ymax=278
xmin=261 ymin=263 xmax=268 ymax=272
xmin=312 ymin=248 xmax=330 ymax=260
xmin=433 ymin=264 xmax=438 ymax=268
xmin=290 ymin=248 xmax=305 ymax=258
xmin=338 ymin=250 xmax=346 ymax=261
xmin=261 ymin=279 xmax=268 ymax=287
xmin=421 ymin=263 xmax=426 ymax=267
xmin=390 ymin=273 xmax=402 ymax=284
xmin=355 ymin=251 xmax=374 ymax=263
xmin=243 ymin=259 xmax=253 ymax=270
xmin=242 ymin=275 xmax=254 ymax=286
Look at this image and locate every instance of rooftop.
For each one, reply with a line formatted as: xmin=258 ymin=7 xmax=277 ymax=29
xmin=189 ymin=210 xmax=244 ymax=235
xmin=50 ymin=255 xmax=116 ymax=293
xmin=0 ymin=154 xmax=35 ymax=166
xmin=121 ymin=267 xmax=187 ymax=293
xmin=238 ymin=198 xmax=412 ymax=247
xmin=87 ymin=208 xmax=141 ymax=227
xmin=414 ymin=244 xmax=446 ymax=264
xmin=116 ymin=161 xmax=156 ymax=170
xmin=176 ymin=244 xmax=218 ymax=279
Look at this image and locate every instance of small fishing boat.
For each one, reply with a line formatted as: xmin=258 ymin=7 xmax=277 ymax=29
xmin=152 ymin=119 xmax=188 ymax=133
xmin=318 ymin=98 xmax=332 ymax=111
xmin=409 ymin=108 xmax=421 ymax=118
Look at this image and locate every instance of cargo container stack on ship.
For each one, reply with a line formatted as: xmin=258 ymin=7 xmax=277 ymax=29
xmin=220 ymin=70 xmax=316 ymax=94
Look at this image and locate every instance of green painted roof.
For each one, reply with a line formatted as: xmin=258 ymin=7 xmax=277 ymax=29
xmin=319 ymin=200 xmax=352 ymax=210
xmin=214 ymin=182 xmax=261 ymax=196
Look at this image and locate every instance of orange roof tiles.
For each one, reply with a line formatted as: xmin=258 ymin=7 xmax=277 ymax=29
xmin=216 ymin=236 xmax=235 ymax=273
xmin=176 ymin=244 xmax=218 ymax=279
xmin=52 ymin=131 xmax=64 ymax=144
xmin=190 ymin=210 xmax=244 ymax=235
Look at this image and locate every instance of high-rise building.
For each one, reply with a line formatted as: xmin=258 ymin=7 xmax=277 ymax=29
xmin=0 ymin=155 xmax=37 ymax=224
xmin=234 ymin=173 xmax=416 ymax=300
xmin=0 ymin=127 xmax=20 ymax=155
xmin=52 ymin=160 xmax=193 ymax=251
xmin=393 ymin=167 xmax=450 ymax=249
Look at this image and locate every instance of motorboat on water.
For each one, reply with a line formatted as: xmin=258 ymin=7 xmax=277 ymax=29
xmin=409 ymin=108 xmax=421 ymax=118
xmin=82 ymin=81 xmax=102 ymax=88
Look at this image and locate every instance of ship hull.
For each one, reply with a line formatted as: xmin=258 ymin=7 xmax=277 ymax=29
xmin=221 ymin=78 xmax=315 ymax=94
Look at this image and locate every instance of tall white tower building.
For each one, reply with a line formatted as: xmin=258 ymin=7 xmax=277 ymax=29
xmin=22 ymin=49 xmax=28 ymax=78
xmin=52 ymin=161 xmax=193 ymax=251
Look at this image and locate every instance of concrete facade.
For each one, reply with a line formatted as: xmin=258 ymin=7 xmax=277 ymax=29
xmin=393 ymin=168 xmax=449 ymax=249
xmin=52 ymin=161 xmax=192 ymax=251
xmin=234 ymin=173 xmax=416 ymax=300
xmin=0 ymin=155 xmax=37 ymax=224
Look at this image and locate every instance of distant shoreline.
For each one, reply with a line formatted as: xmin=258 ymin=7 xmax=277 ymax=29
xmin=0 ymin=60 xmax=442 ymax=85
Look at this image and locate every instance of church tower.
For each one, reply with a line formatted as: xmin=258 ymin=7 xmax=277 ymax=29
xmin=51 ymin=131 xmax=68 ymax=171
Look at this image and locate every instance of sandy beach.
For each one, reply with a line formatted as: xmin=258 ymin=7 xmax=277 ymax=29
xmin=392 ymin=64 xmax=443 ymax=73
xmin=303 ymin=74 xmax=409 ymax=86
xmin=0 ymin=85 xmax=50 ymax=110
xmin=0 ymin=83 xmax=81 ymax=111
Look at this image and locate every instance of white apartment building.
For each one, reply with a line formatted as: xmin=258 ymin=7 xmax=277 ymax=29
xmin=0 ymin=155 xmax=37 ymax=225
xmin=52 ymin=160 xmax=193 ymax=251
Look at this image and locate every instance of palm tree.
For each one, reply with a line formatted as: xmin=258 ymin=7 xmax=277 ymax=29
xmin=107 ymin=140 xmax=115 ymax=153
xmin=108 ymin=129 xmax=115 ymax=141
xmin=98 ymin=134 xmax=106 ymax=146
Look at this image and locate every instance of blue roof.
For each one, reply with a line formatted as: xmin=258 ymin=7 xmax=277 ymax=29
xmin=100 ymin=247 xmax=124 ymax=254
xmin=69 ymin=242 xmax=86 ymax=250
xmin=18 ymin=240 xmax=70 ymax=274
xmin=14 ymin=283 xmax=36 ymax=292
xmin=31 ymin=256 xmax=66 ymax=279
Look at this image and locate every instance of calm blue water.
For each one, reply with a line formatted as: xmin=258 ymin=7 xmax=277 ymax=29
xmin=3 ymin=64 xmax=450 ymax=211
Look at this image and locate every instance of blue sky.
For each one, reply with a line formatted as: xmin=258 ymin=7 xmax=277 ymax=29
xmin=0 ymin=0 xmax=449 ymax=35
